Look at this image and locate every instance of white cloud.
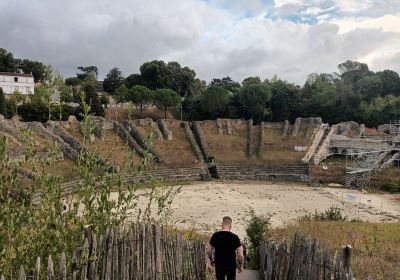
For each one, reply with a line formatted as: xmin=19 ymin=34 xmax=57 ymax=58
xmin=0 ymin=0 xmax=399 ymax=84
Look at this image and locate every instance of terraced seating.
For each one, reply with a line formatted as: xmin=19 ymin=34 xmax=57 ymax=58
xmin=216 ymin=164 xmax=309 ymax=181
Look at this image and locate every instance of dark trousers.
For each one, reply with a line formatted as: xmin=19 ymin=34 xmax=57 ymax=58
xmin=215 ymin=266 xmax=236 ymax=280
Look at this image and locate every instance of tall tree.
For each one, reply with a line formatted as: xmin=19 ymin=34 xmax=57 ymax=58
xmin=154 ymin=89 xmax=181 ymax=119
xmin=237 ymin=83 xmax=272 ymax=122
xmin=0 ymin=48 xmax=16 ymax=72
xmin=126 ymin=73 xmax=145 ymax=88
xmin=355 ymin=75 xmax=382 ymax=103
xmin=140 ymin=60 xmax=169 ymax=89
xmin=338 ymin=60 xmax=371 ymax=85
xmin=166 ymin=62 xmax=196 ymax=97
xmin=77 ymin=66 xmax=98 ymax=80
xmin=270 ymin=79 xmax=301 ymax=122
xmin=103 ymin=67 xmax=125 ymax=95
xmin=242 ymin=76 xmax=261 ymax=86
xmin=0 ymin=87 xmax=6 ymax=116
xmin=82 ymin=77 xmax=104 ymax=116
xmin=210 ymin=76 xmax=241 ymax=93
xmin=114 ymin=84 xmax=128 ymax=106
xmin=200 ymin=85 xmax=230 ymax=119
xmin=127 ymin=85 xmax=153 ymax=117
xmin=15 ymin=59 xmax=46 ymax=82
xmin=376 ymin=70 xmax=400 ymax=96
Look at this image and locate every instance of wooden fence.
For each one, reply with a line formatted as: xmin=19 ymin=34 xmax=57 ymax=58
xmin=1 ymin=224 xmax=206 ymax=280
xmin=259 ymin=233 xmax=353 ymax=280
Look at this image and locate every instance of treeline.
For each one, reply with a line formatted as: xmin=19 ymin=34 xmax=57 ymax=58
xmin=2 ymin=46 xmax=400 ymax=126
xmin=96 ymin=60 xmax=400 ymax=126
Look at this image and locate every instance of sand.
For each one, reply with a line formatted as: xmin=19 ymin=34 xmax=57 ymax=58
xmin=111 ymin=181 xmax=400 ymax=239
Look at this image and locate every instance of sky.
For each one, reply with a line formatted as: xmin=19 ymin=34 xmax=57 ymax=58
xmin=0 ymin=0 xmax=399 ymax=84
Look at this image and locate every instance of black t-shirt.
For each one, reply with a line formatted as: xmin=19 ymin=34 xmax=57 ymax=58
xmin=210 ymin=231 xmax=241 ymax=269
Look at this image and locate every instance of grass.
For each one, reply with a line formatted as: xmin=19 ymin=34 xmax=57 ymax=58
xmin=269 ymin=221 xmax=400 ymax=280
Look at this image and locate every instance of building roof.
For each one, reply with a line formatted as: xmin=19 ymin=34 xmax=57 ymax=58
xmin=0 ymin=72 xmax=34 ymax=77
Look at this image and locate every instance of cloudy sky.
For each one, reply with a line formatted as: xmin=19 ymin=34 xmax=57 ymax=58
xmin=1 ymin=0 xmax=399 ymax=84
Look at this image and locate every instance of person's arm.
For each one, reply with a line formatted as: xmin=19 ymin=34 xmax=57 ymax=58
xmin=236 ymin=246 xmax=244 ymax=272
xmin=207 ymin=243 xmax=214 ymax=267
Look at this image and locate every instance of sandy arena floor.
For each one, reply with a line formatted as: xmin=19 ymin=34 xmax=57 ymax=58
xmin=113 ymin=181 xmax=400 ymax=238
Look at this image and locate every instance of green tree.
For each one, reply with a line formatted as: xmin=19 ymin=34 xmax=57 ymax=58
xmin=237 ymin=83 xmax=272 ymax=122
xmin=81 ymin=78 xmax=104 ymax=116
xmin=166 ymin=62 xmax=196 ymax=97
xmin=126 ymin=73 xmax=145 ymax=88
xmin=210 ymin=76 xmax=241 ymax=93
xmin=338 ymin=60 xmax=371 ymax=85
xmin=270 ymin=79 xmax=301 ymax=121
xmin=0 ymin=88 xmax=6 ymax=116
xmin=114 ymin=84 xmax=128 ymax=106
xmin=127 ymin=85 xmax=153 ymax=117
xmin=60 ymin=85 xmax=73 ymax=103
xmin=154 ymin=89 xmax=181 ymax=119
xmin=103 ymin=67 xmax=125 ymax=95
xmin=15 ymin=59 xmax=46 ymax=82
xmin=376 ymin=70 xmax=400 ymax=96
xmin=355 ymin=75 xmax=382 ymax=103
xmin=200 ymin=85 xmax=230 ymax=119
xmin=140 ymin=60 xmax=169 ymax=90
xmin=65 ymin=77 xmax=82 ymax=86
xmin=77 ymin=66 xmax=98 ymax=80
xmin=242 ymin=76 xmax=261 ymax=86
xmin=189 ymin=78 xmax=207 ymax=96
xmin=0 ymin=48 xmax=16 ymax=72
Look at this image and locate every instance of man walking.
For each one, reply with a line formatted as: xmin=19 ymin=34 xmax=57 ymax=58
xmin=207 ymin=216 xmax=244 ymax=280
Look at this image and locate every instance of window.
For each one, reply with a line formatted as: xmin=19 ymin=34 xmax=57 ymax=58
xmin=14 ymin=77 xmax=18 ymax=82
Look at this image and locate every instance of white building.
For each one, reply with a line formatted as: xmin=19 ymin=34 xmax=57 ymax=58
xmin=0 ymin=72 xmax=35 ymax=95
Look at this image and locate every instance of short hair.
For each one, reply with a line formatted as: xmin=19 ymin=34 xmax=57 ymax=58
xmin=222 ymin=216 xmax=232 ymax=225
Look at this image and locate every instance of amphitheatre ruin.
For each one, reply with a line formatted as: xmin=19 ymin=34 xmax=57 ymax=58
xmin=1 ymin=114 xmax=400 ymax=235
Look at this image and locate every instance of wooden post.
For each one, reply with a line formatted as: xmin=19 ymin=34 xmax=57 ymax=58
xmin=60 ymin=252 xmax=67 ymax=280
xmin=47 ymin=255 xmax=54 ymax=280
xmin=18 ymin=266 xmax=26 ymax=280
xmin=33 ymin=257 xmax=40 ymax=280
xmin=154 ymin=225 xmax=162 ymax=278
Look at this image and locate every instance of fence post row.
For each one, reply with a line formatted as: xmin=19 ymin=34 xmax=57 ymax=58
xmin=259 ymin=233 xmax=354 ymax=280
xmin=1 ymin=223 xmax=206 ymax=280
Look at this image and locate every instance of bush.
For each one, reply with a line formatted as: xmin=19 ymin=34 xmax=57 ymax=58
xmin=299 ymin=206 xmax=348 ymax=222
xmin=18 ymin=102 xmax=48 ymax=122
xmin=50 ymin=104 xmax=75 ymax=121
xmin=245 ymin=214 xmax=270 ymax=269
xmin=382 ymin=181 xmax=400 ymax=193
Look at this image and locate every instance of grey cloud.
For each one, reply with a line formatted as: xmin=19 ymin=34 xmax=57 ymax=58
xmin=0 ymin=0 xmax=399 ymax=85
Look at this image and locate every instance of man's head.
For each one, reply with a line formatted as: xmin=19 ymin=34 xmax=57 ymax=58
xmin=222 ymin=216 xmax=232 ymax=230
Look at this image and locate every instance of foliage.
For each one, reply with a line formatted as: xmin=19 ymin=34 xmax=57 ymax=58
xmin=245 ymin=214 xmax=270 ymax=269
xmin=242 ymin=76 xmax=261 ymax=86
xmin=0 ymin=97 xmax=179 ymax=278
xmin=80 ymin=78 xmax=104 ymax=117
xmin=18 ymin=102 xmax=49 ymax=122
xmin=200 ymin=85 xmax=230 ymax=119
xmin=236 ymin=83 xmax=272 ymax=122
xmin=114 ymin=84 xmax=128 ymax=105
xmin=382 ymin=180 xmax=400 ymax=193
xmin=65 ymin=77 xmax=82 ymax=86
xmin=60 ymin=84 xmax=73 ymax=103
xmin=154 ymin=88 xmax=181 ymax=119
xmin=140 ymin=60 xmax=170 ymax=90
xmin=126 ymin=73 xmax=145 ymax=88
xmin=50 ymin=104 xmax=75 ymax=121
xmin=0 ymin=87 xmax=6 ymax=116
xmin=103 ymin=67 xmax=125 ymax=95
xmin=269 ymin=221 xmax=400 ymax=280
xmin=15 ymin=59 xmax=46 ymax=83
xmin=210 ymin=76 xmax=241 ymax=93
xmin=77 ymin=66 xmax=98 ymax=80
xmin=0 ymin=48 xmax=17 ymax=72
xmin=298 ymin=206 xmax=348 ymax=222
xmin=127 ymin=85 xmax=154 ymax=117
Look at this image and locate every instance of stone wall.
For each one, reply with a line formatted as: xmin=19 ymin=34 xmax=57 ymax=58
xmin=0 ymin=115 xmax=31 ymax=143
xmin=302 ymin=123 xmax=328 ymax=164
xmin=193 ymin=121 xmax=212 ymax=162
xmin=258 ymin=122 xmax=265 ymax=157
xmin=157 ymin=119 xmax=173 ymax=140
xmin=113 ymin=121 xmax=145 ymax=158
xmin=182 ymin=122 xmax=204 ymax=163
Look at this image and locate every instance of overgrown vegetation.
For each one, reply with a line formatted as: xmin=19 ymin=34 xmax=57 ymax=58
xmin=270 ymin=221 xmax=400 ymax=280
xmin=0 ymin=95 xmax=178 ymax=278
xmin=298 ymin=206 xmax=348 ymax=222
xmin=245 ymin=214 xmax=270 ymax=269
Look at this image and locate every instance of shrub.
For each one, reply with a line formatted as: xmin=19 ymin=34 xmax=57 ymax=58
xmin=298 ymin=206 xmax=348 ymax=222
xmin=18 ymin=102 xmax=49 ymax=122
xmin=245 ymin=214 xmax=270 ymax=269
xmin=382 ymin=181 xmax=400 ymax=193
